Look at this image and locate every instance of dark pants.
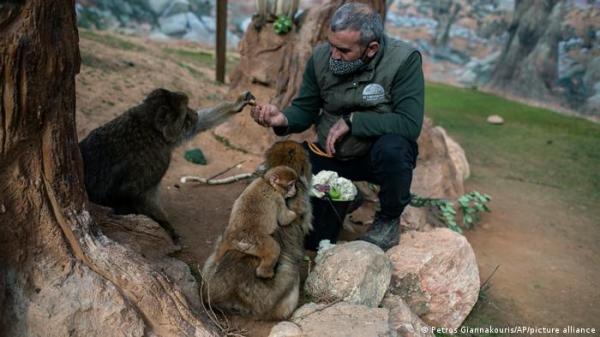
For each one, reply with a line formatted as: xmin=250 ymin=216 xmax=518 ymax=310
xmin=304 ymin=134 xmax=418 ymax=247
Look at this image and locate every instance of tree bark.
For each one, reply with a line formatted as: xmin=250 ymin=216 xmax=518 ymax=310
xmin=487 ymin=0 xmax=565 ymax=101
xmin=0 ymin=1 xmax=218 ymax=336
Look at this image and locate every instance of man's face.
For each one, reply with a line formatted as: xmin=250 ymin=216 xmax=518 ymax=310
xmin=328 ymin=29 xmax=378 ymax=61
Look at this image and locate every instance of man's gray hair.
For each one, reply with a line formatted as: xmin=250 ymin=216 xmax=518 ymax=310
xmin=330 ymin=2 xmax=384 ymax=46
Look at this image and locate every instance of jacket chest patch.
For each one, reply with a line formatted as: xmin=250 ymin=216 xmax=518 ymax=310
xmin=362 ymin=83 xmax=385 ymax=103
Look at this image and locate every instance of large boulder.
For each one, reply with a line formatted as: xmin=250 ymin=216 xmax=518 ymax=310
xmin=414 ymin=119 xmax=465 ymax=198
xmin=386 ymin=229 xmax=480 ymax=329
xmin=158 ymin=12 xmax=189 ymax=36
xmin=382 ymin=294 xmax=435 ymax=337
xmin=436 ymin=127 xmax=470 ymax=180
xmin=305 ymin=241 xmax=392 ymax=307
xmin=270 ymin=302 xmax=394 ymax=337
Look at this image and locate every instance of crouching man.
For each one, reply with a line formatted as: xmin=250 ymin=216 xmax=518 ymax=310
xmin=250 ymin=3 xmax=424 ymax=250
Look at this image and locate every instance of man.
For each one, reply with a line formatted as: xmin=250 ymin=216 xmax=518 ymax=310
xmin=250 ymin=3 xmax=424 ymax=250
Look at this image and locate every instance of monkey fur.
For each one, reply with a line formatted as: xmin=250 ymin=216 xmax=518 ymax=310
xmin=80 ymin=88 xmax=255 ymax=242
xmin=201 ymin=141 xmax=312 ymax=320
xmin=214 ymin=166 xmax=298 ymax=278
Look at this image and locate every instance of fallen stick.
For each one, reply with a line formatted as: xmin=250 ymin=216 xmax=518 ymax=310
xmin=180 ymin=173 xmax=253 ymax=185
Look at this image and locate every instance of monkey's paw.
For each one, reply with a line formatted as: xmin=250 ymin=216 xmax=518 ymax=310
xmin=234 ymin=91 xmax=256 ymax=112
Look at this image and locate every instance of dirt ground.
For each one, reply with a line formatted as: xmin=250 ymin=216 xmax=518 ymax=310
xmin=76 ymin=31 xmax=600 ymax=337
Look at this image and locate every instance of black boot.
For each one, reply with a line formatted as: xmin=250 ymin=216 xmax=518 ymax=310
xmin=359 ymin=212 xmax=400 ymax=251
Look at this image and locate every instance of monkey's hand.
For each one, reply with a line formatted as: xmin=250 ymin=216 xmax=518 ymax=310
xmin=287 ymin=195 xmax=307 ymax=218
xmin=233 ymin=91 xmax=256 ymax=112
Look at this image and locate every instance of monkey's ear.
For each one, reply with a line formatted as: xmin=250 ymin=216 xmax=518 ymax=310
xmin=155 ymin=106 xmax=182 ymax=142
xmin=169 ymin=91 xmax=190 ymax=111
xmin=146 ymin=88 xmax=170 ymax=101
xmin=269 ymin=174 xmax=279 ymax=186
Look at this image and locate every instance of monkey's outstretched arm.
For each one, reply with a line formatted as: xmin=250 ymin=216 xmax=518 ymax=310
xmin=194 ymin=91 xmax=255 ymax=132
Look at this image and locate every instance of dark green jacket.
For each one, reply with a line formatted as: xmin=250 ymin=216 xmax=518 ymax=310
xmin=276 ymin=35 xmax=424 ymax=151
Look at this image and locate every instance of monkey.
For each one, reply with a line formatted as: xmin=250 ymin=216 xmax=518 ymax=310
xmin=80 ymin=88 xmax=255 ymax=243
xmin=201 ymin=141 xmax=312 ymax=320
xmin=214 ymin=165 xmax=298 ymax=278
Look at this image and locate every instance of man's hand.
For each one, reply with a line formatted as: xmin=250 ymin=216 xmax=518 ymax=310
xmin=325 ymin=118 xmax=350 ymax=156
xmin=250 ymin=103 xmax=288 ymax=127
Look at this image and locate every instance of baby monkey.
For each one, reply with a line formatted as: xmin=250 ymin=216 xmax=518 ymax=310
xmin=214 ymin=165 xmax=298 ymax=278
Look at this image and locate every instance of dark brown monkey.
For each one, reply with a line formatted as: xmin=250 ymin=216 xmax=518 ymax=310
xmin=201 ymin=141 xmax=312 ymax=320
xmin=214 ymin=166 xmax=298 ymax=278
xmin=80 ymin=88 xmax=255 ymax=242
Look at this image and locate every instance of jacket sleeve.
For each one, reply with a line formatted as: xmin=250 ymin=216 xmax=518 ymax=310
xmin=273 ymin=55 xmax=323 ymax=136
xmin=351 ymin=51 xmax=425 ymax=142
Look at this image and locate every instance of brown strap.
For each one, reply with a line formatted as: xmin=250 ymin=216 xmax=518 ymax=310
xmin=307 ymin=142 xmax=333 ymax=158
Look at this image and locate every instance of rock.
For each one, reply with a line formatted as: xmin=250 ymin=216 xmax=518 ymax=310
xmin=386 ymin=229 xmax=480 ymax=329
xmin=583 ymin=93 xmax=600 ymax=115
xmin=148 ymin=0 xmax=171 ymax=15
xmin=199 ymin=15 xmax=216 ymax=32
xmin=486 ymin=115 xmax=504 ymax=125
xmin=268 ymin=322 xmax=304 ymax=337
xmin=148 ymin=29 xmax=170 ymax=41
xmin=288 ymin=302 xmax=394 ymax=337
xmin=161 ymin=0 xmax=190 ymax=17
xmin=159 ymin=13 xmax=189 ymax=36
xmin=412 ymin=159 xmax=464 ymax=199
xmin=414 ymin=120 xmax=465 ymax=198
xmin=400 ymin=206 xmax=430 ymax=232
xmin=458 ymin=69 xmax=477 ymax=85
xmin=382 ymin=294 xmax=435 ymax=337
xmin=305 ymin=241 xmax=392 ymax=307
xmin=436 ymin=127 xmax=470 ymax=180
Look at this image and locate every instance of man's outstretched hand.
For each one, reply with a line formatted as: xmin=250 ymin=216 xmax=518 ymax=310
xmin=250 ymin=103 xmax=288 ymax=128
xmin=326 ymin=118 xmax=350 ymax=156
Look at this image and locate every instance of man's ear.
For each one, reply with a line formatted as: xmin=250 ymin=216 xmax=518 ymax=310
xmin=366 ymin=41 xmax=379 ymax=58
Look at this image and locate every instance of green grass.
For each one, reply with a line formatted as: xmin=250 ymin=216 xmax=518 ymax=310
xmin=425 ymin=82 xmax=600 ymax=209
xmin=79 ymin=30 xmax=146 ymax=52
xmin=163 ymin=47 xmax=214 ymax=67
xmin=163 ymin=47 xmax=239 ymax=81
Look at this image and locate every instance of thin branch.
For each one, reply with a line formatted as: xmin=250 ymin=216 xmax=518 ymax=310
xmin=180 ymin=173 xmax=254 ymax=185
xmin=208 ymin=160 xmax=246 ymax=181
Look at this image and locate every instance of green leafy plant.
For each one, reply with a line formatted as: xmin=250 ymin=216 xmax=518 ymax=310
xmin=273 ymin=15 xmax=293 ymax=35
xmin=458 ymin=191 xmax=491 ymax=229
xmin=410 ymin=191 xmax=491 ymax=233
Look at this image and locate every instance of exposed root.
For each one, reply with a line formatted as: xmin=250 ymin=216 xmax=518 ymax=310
xmin=197 ymin=265 xmax=248 ymax=337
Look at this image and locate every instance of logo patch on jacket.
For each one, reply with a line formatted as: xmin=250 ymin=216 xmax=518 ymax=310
xmin=362 ymin=83 xmax=385 ymax=103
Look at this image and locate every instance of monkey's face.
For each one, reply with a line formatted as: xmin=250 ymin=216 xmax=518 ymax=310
xmin=146 ymin=89 xmax=198 ymax=144
xmin=267 ymin=166 xmax=299 ymax=199
xmin=265 ymin=141 xmax=311 ymax=183
xmin=285 ymin=181 xmax=296 ymax=198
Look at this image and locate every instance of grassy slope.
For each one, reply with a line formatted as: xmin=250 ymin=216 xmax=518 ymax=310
xmin=424 ymin=83 xmax=600 ymax=337
xmin=425 ymin=82 xmax=600 ymax=210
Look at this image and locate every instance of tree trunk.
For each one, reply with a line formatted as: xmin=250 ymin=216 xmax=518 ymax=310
xmin=230 ymin=0 xmax=387 ymax=109
xmin=487 ymin=0 xmax=565 ymax=101
xmin=433 ymin=2 xmax=462 ymax=48
xmin=0 ymin=1 xmax=218 ymax=337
